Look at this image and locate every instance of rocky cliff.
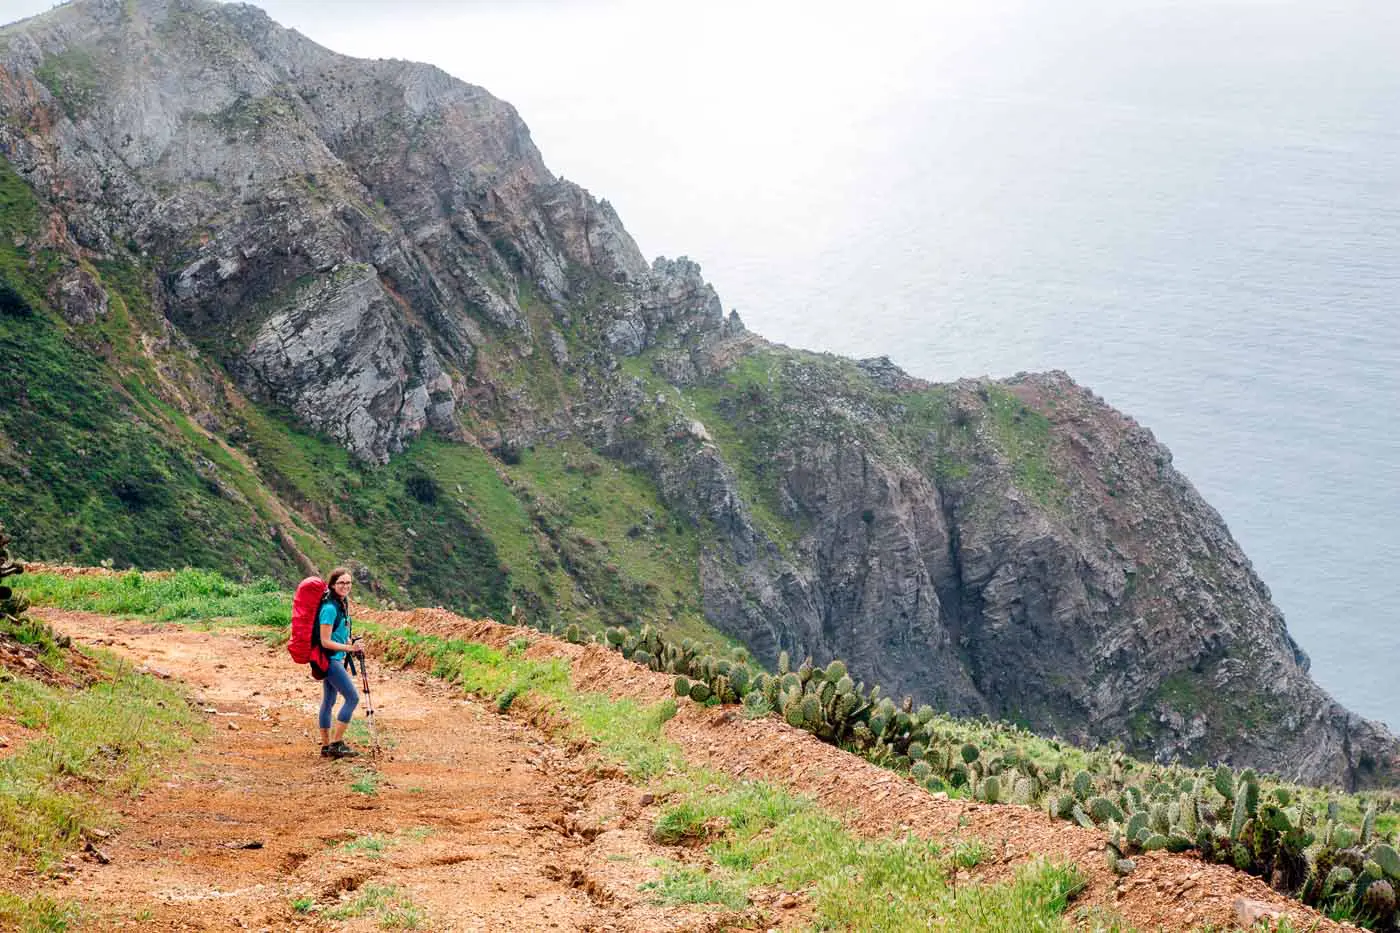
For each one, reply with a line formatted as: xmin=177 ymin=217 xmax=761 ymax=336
xmin=1 ymin=0 xmax=1395 ymax=788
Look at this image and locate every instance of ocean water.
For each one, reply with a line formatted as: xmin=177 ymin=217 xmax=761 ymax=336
xmin=678 ymin=3 xmax=1400 ymax=730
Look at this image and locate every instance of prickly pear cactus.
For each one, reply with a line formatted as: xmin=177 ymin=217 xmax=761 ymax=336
xmin=1362 ymin=879 xmax=1396 ymax=917
xmin=1369 ymin=842 xmax=1400 ymax=881
xmin=1088 ymin=796 xmax=1124 ymax=826
xmin=0 ymin=523 xmax=28 ymax=619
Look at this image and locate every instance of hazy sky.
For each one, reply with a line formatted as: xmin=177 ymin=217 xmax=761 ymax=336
xmin=0 ymin=0 xmax=1158 ymax=299
xmin=3 ymin=0 xmax=1396 ymax=337
xmin=1 ymin=0 xmax=961 ymax=265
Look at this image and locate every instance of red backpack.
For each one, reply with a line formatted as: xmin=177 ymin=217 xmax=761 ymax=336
xmin=288 ymin=577 xmax=330 ymax=678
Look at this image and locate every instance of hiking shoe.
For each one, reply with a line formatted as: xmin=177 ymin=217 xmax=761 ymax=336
xmin=329 ymin=741 xmax=360 ymax=759
xmin=320 ymin=744 xmax=335 ymax=758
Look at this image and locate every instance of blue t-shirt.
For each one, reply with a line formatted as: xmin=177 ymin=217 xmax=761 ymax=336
xmin=317 ymin=599 xmax=351 ymax=662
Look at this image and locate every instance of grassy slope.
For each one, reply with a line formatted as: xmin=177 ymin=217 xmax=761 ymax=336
xmin=0 ymin=160 xmax=294 ymax=578
xmin=0 ymin=609 xmax=204 ymax=932
xmin=0 ymin=155 xmax=721 ymax=649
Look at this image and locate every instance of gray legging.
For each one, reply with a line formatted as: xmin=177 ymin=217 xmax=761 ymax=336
xmin=318 ymin=657 xmax=360 ymax=729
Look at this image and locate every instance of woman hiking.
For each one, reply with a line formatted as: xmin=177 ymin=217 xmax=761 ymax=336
xmin=318 ymin=567 xmax=363 ymax=759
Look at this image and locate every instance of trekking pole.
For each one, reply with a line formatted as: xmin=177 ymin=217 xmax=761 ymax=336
xmin=354 ymin=640 xmax=379 ymax=758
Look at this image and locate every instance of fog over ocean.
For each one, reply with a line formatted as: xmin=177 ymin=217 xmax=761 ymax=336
xmin=6 ymin=0 xmax=1395 ymax=728
xmin=663 ymin=2 xmax=1400 ymax=730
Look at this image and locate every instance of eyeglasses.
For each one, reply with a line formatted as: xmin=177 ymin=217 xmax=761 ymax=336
xmin=334 ymin=581 xmax=352 ymax=588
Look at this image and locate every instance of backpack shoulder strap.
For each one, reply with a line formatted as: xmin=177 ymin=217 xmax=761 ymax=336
xmin=312 ymin=594 xmax=331 ymax=647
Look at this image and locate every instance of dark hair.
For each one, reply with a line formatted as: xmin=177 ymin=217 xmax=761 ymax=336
xmin=325 ymin=566 xmax=352 ymax=610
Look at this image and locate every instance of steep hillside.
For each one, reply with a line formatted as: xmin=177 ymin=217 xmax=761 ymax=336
xmin=0 ymin=0 xmax=1395 ymax=788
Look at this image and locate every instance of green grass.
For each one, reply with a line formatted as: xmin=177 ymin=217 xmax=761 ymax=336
xmin=0 ymin=613 xmax=68 ymax=671
xmin=0 ymin=163 xmax=298 ymax=581
xmin=643 ymin=767 xmax=1095 ymax=930
xmin=670 ymin=348 xmax=812 ymax=552
xmin=982 ymin=384 xmax=1064 ymax=508
xmin=0 ymin=893 xmax=81 ymax=933
xmin=345 ymin=717 xmax=395 ymax=750
xmin=0 ymin=290 xmax=294 ymax=576
xmin=340 ymin=833 xmax=391 ymax=859
xmin=505 ymin=441 xmax=714 ymax=641
xmin=639 ymin=862 xmax=750 ymax=909
xmin=0 ymin=653 xmax=204 ymax=873
xmin=232 ymin=420 xmax=511 ymax=617
xmin=894 ymin=383 xmax=1065 ymax=508
xmin=407 ymin=441 xmax=547 ymax=611
xmin=348 ymin=766 xmax=381 ymax=796
xmin=336 ymin=826 xmax=431 ymax=861
xmin=14 ymin=569 xmax=286 ymax=626
xmin=379 ymin=628 xmax=680 ymax=780
xmin=321 ymin=883 xmax=423 ymax=928
xmin=0 ymin=158 xmax=44 ymax=242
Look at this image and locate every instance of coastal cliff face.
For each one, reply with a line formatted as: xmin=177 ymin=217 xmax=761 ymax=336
xmin=2 ymin=0 xmax=1394 ymax=788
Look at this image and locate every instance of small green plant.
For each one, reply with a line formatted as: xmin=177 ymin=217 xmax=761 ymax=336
xmin=652 ymin=801 xmax=710 ymax=845
xmin=290 ymin=896 xmax=315 ymax=914
xmin=323 ymin=884 xmax=422 ymax=928
xmin=640 ymin=863 xmax=749 ymax=909
xmin=496 ymin=684 xmax=523 ymax=712
xmin=340 ymin=833 xmax=390 ymax=858
xmin=950 ymin=838 xmax=988 ymax=869
xmin=349 ymin=767 xmax=381 ymax=796
xmin=346 ymin=718 xmax=395 ymax=750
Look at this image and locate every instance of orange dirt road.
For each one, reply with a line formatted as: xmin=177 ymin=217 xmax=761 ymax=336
xmin=22 ymin=610 xmax=766 ymax=932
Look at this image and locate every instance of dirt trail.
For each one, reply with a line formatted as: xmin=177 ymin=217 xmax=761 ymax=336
xmin=21 ymin=610 xmax=766 ymax=932
xmin=13 ymin=605 xmax=1363 ymax=933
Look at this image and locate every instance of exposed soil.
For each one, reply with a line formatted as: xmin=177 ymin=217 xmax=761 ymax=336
xmin=3 ymin=600 xmax=1365 ymax=932
xmin=13 ymin=610 xmax=776 ymax=932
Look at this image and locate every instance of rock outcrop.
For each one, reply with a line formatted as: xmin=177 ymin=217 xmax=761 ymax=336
xmin=2 ymin=0 xmax=1394 ymax=788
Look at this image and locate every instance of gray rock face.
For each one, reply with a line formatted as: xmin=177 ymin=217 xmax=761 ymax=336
xmin=3 ymin=0 xmax=1396 ymax=788
xmin=601 ymin=354 xmax=1400 ymax=788
xmin=50 ymin=264 xmax=108 ymax=324
xmin=0 ymin=0 xmax=646 ymax=461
